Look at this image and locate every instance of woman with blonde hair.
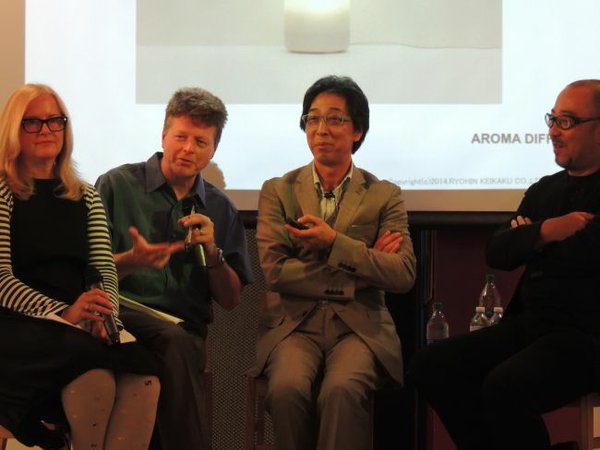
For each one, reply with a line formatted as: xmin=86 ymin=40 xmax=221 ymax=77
xmin=0 ymin=84 xmax=160 ymax=449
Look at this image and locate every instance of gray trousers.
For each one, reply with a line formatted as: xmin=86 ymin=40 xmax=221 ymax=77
xmin=120 ymin=307 xmax=210 ymax=450
xmin=264 ymin=304 xmax=380 ymax=450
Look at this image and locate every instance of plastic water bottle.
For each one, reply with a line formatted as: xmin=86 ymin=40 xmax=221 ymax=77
xmin=426 ymin=302 xmax=449 ymax=344
xmin=469 ymin=306 xmax=489 ymax=332
xmin=478 ymin=274 xmax=502 ymax=319
xmin=488 ymin=306 xmax=504 ymax=326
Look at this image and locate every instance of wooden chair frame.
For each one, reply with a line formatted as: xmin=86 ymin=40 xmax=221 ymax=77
xmin=578 ymin=392 xmax=600 ymax=450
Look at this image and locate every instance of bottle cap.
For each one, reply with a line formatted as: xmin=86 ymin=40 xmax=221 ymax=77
xmin=475 ymin=306 xmax=485 ymax=312
xmin=485 ymin=274 xmax=496 ymax=283
xmin=433 ymin=302 xmax=443 ymax=310
xmin=493 ymin=306 xmax=503 ymax=312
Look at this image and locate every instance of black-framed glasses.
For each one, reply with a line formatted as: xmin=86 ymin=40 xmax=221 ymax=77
xmin=21 ymin=116 xmax=68 ymax=133
xmin=544 ymin=113 xmax=600 ymax=130
xmin=301 ymin=114 xmax=352 ymax=128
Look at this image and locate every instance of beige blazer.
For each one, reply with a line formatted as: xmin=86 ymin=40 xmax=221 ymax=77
xmin=254 ymin=164 xmax=417 ymax=384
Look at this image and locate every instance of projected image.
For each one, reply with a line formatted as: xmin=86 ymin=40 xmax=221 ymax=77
xmin=26 ymin=0 xmax=600 ymax=211
xmin=136 ymin=0 xmax=502 ymax=104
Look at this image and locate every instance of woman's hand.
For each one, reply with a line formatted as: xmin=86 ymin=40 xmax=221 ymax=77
xmin=61 ymin=288 xmax=114 ymax=327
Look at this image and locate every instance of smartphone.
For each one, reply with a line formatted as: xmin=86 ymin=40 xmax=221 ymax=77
xmin=285 ymin=217 xmax=308 ymax=230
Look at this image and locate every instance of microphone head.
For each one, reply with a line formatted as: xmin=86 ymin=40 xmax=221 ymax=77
xmin=182 ymin=196 xmax=200 ymax=216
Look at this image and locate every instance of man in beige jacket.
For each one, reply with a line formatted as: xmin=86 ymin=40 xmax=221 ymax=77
xmin=255 ymin=75 xmax=417 ymax=450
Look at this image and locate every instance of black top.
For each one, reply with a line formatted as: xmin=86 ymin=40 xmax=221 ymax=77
xmin=11 ymin=179 xmax=88 ymax=304
xmin=486 ymin=169 xmax=600 ymax=331
xmin=0 ymin=179 xmax=158 ymax=448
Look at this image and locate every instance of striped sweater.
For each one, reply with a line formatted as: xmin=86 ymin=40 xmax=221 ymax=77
xmin=0 ymin=178 xmax=120 ymax=321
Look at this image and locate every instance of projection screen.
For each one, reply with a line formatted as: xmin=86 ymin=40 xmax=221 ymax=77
xmin=23 ymin=0 xmax=600 ymax=211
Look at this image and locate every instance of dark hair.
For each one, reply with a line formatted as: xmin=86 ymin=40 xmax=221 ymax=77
xmin=300 ymin=75 xmax=369 ymax=153
xmin=163 ymin=87 xmax=228 ymax=147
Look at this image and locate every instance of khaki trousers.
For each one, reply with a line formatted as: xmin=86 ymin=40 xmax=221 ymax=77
xmin=264 ymin=303 xmax=380 ymax=450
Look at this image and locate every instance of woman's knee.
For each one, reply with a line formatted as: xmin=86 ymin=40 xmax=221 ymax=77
xmin=63 ymin=368 xmax=116 ymax=398
xmin=116 ymin=373 xmax=160 ymax=401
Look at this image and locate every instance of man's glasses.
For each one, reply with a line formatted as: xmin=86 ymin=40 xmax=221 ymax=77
xmin=301 ymin=114 xmax=352 ymax=128
xmin=544 ymin=113 xmax=600 ymax=130
xmin=21 ymin=116 xmax=68 ymax=133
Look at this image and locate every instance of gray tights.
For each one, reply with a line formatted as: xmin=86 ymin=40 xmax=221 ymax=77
xmin=61 ymin=369 xmax=160 ymax=450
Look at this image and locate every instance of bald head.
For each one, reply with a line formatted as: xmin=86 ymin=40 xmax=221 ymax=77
xmin=562 ymin=79 xmax=600 ymax=113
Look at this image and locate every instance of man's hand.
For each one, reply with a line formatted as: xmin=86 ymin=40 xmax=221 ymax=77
xmin=114 ymin=227 xmax=184 ymax=278
xmin=510 ymin=215 xmax=532 ymax=228
xmin=373 ymin=230 xmax=403 ymax=254
xmin=128 ymin=226 xmax=184 ymax=269
xmin=539 ymin=212 xmax=594 ymax=244
xmin=178 ymin=212 xmax=219 ymax=257
xmin=285 ymin=214 xmax=336 ymax=252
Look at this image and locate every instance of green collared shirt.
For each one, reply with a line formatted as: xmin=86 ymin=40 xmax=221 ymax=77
xmin=96 ymin=152 xmax=253 ymax=325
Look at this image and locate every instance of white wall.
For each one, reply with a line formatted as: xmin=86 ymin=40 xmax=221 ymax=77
xmin=0 ymin=0 xmax=24 ymax=105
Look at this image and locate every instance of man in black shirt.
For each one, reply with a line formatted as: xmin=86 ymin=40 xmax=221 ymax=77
xmin=409 ymin=79 xmax=600 ymax=450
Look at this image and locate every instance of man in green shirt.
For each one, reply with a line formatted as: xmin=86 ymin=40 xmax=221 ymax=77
xmin=96 ymin=87 xmax=253 ymax=449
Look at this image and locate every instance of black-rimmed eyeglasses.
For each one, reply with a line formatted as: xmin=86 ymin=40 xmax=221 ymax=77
xmin=21 ymin=116 xmax=68 ymax=133
xmin=301 ymin=114 xmax=352 ymax=128
xmin=544 ymin=113 xmax=600 ymax=130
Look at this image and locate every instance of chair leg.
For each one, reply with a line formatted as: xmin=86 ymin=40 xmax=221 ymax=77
xmin=202 ymin=371 xmax=213 ymax=450
xmin=245 ymin=375 xmax=273 ymax=450
xmin=255 ymin=378 xmax=269 ymax=448
xmin=245 ymin=375 xmax=258 ymax=450
xmin=579 ymin=393 xmax=598 ymax=450
xmin=0 ymin=426 xmax=11 ymax=450
xmin=368 ymin=390 xmax=374 ymax=450
xmin=588 ymin=393 xmax=600 ymax=450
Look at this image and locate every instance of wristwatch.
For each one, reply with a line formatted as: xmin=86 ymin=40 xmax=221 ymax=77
xmin=207 ymin=247 xmax=226 ymax=269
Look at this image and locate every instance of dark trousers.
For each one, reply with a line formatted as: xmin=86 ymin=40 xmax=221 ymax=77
xmin=407 ymin=314 xmax=596 ymax=450
xmin=120 ymin=307 xmax=210 ymax=450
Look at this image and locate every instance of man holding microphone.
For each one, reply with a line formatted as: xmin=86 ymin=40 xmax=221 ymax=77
xmin=96 ymin=87 xmax=253 ymax=449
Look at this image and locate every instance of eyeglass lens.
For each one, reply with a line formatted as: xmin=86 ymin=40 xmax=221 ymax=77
xmin=22 ymin=116 xmax=67 ymax=133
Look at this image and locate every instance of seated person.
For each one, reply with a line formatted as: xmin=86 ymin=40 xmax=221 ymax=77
xmin=254 ymin=75 xmax=417 ymax=450
xmin=95 ymin=86 xmax=253 ymax=449
xmin=0 ymin=83 xmax=160 ymax=449
xmin=409 ymin=79 xmax=600 ymax=450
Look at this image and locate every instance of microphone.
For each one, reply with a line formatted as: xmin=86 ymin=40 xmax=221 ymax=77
xmin=183 ymin=203 xmax=207 ymax=270
xmin=84 ymin=266 xmax=121 ymax=345
xmin=323 ymin=191 xmax=335 ymax=199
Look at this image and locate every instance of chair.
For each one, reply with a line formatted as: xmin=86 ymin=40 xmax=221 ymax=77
xmin=0 ymin=426 xmax=11 ymax=450
xmin=577 ymin=392 xmax=600 ymax=450
xmin=244 ymin=374 xmax=273 ymax=450
xmin=244 ymin=374 xmax=374 ymax=450
xmin=202 ymin=370 xmax=214 ymax=448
